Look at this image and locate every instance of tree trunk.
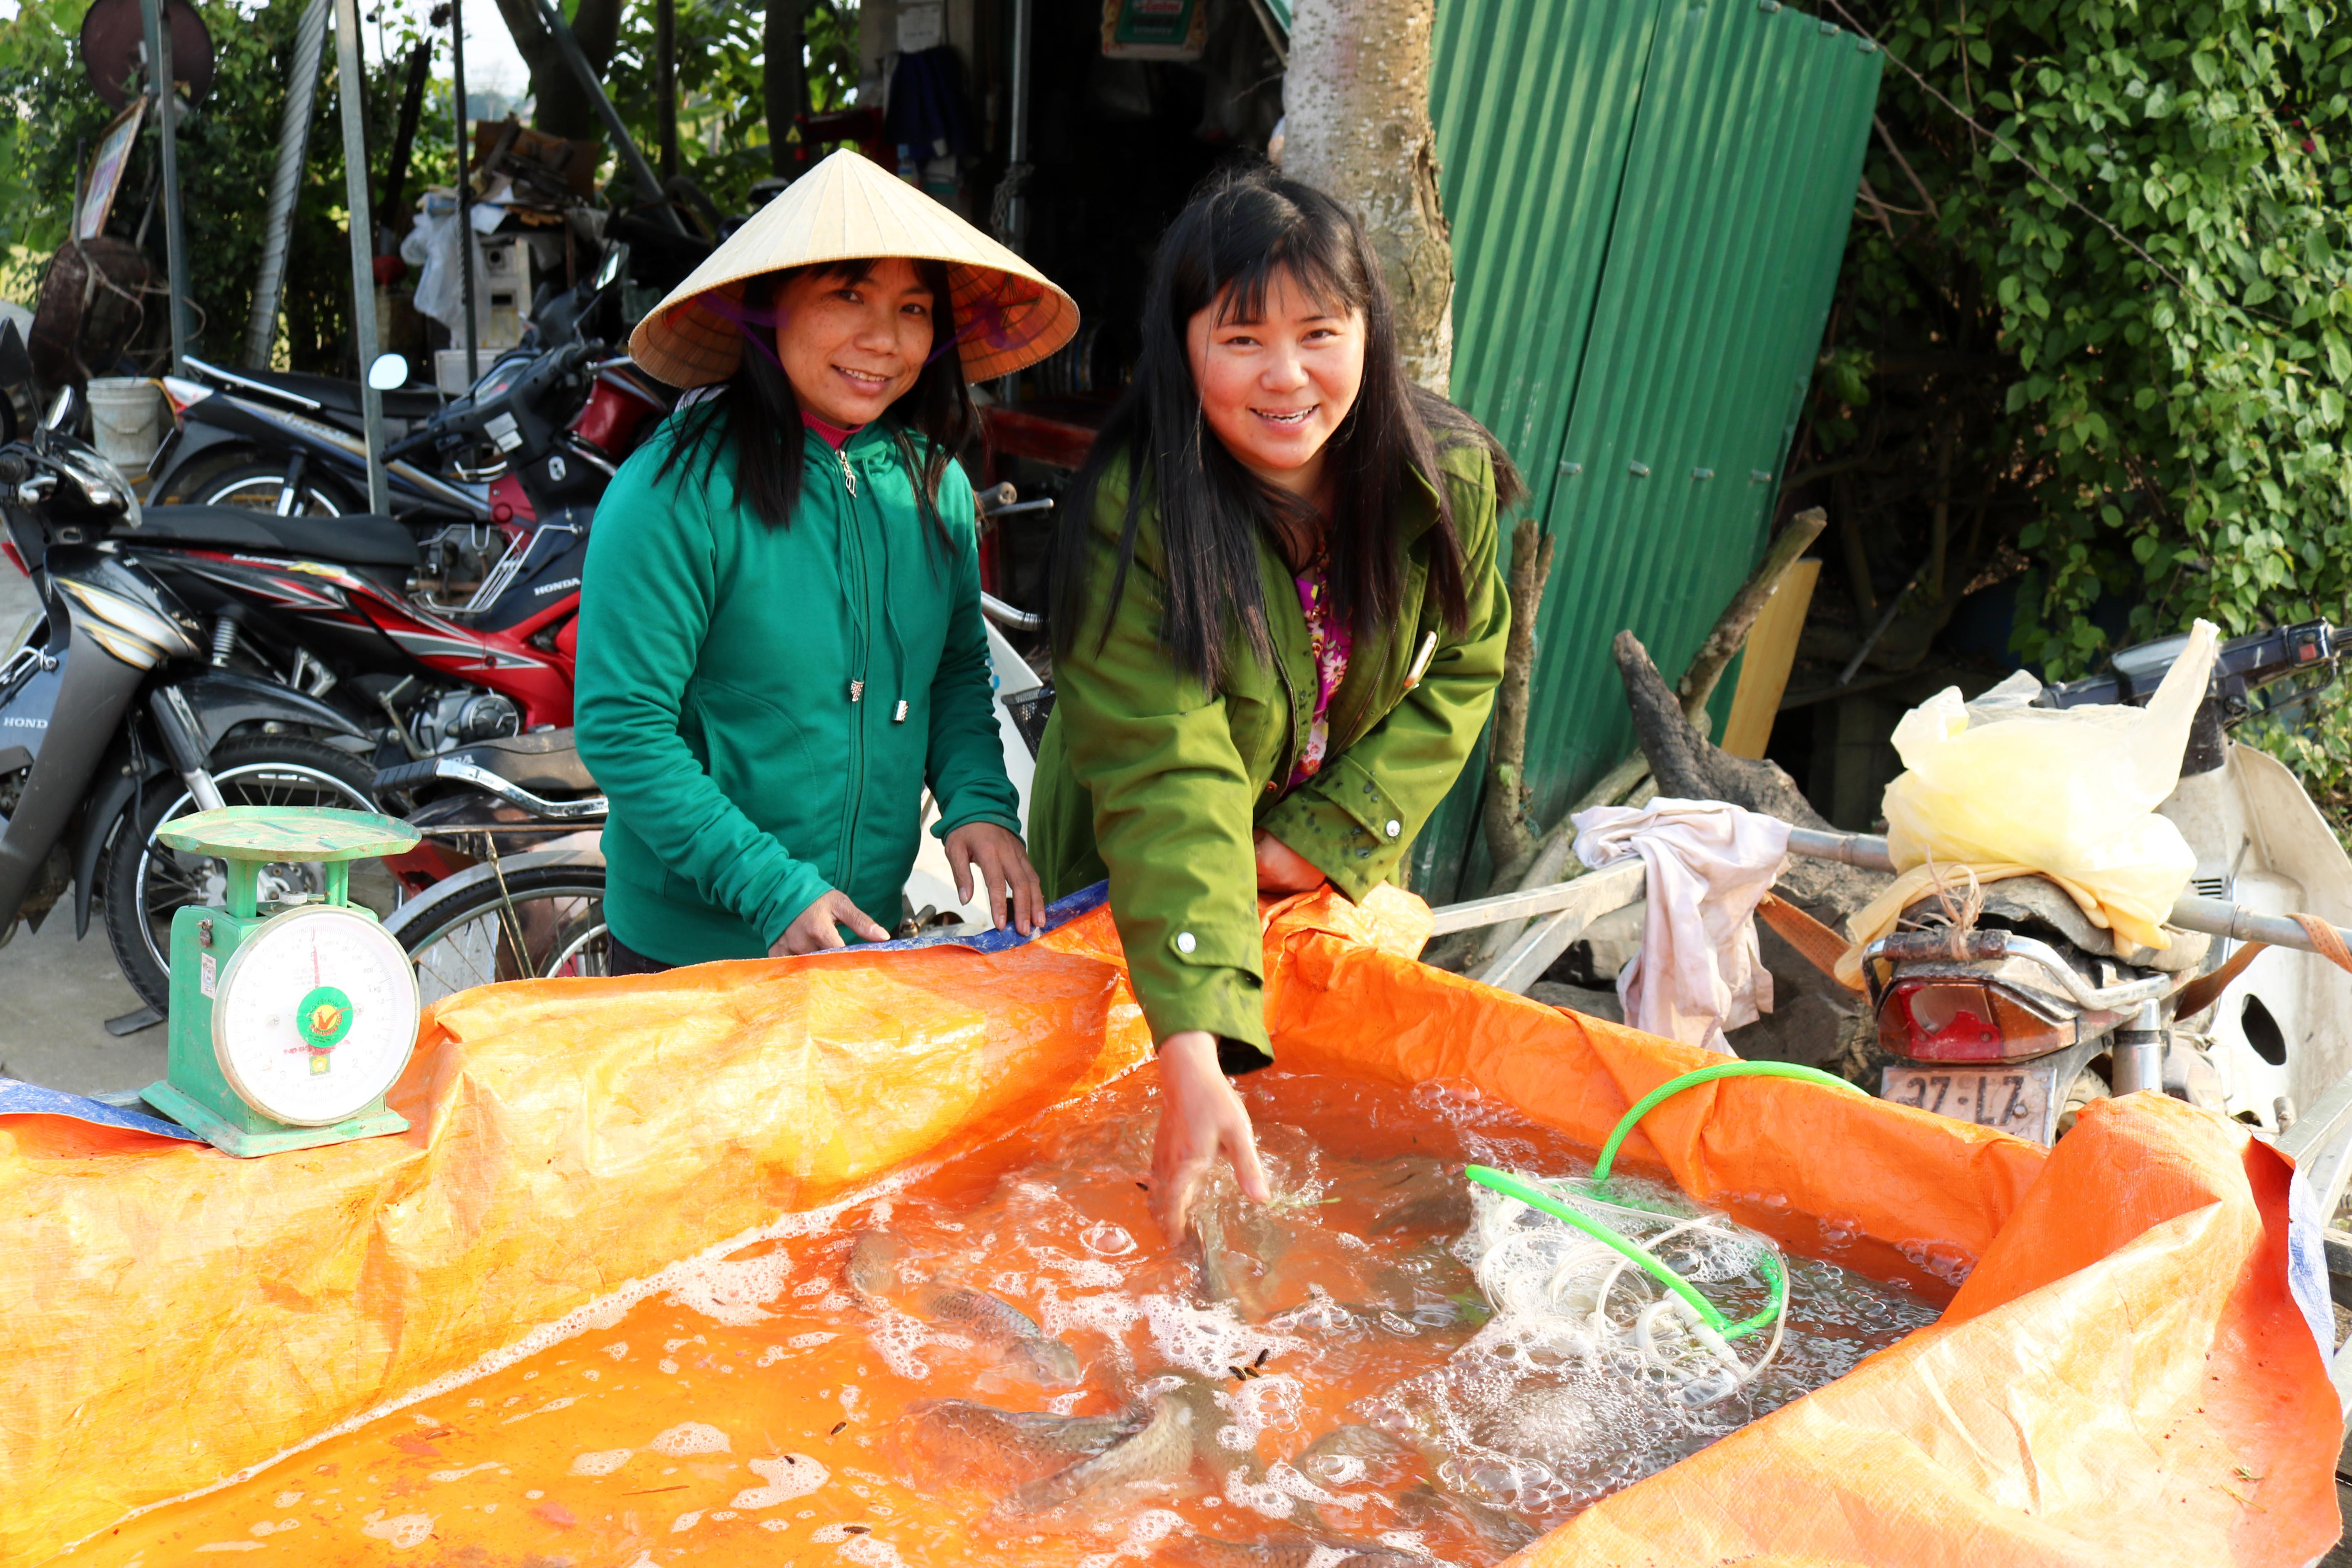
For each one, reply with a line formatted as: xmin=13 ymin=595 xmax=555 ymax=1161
xmin=487 ymin=0 xmax=626 ymax=142
xmin=765 ymin=0 xmax=809 ymax=177
xmin=1282 ymin=0 xmax=1454 ymax=392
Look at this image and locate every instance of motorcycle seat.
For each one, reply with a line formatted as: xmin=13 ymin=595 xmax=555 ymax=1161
xmin=234 ymin=368 xmax=444 ymax=424
xmin=131 ymin=505 xmax=419 ymax=569
xmin=1896 ymin=874 xmax=2211 ymax=973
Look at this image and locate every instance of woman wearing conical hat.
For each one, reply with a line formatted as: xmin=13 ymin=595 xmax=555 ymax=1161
xmin=576 ymin=149 xmax=1077 ymax=968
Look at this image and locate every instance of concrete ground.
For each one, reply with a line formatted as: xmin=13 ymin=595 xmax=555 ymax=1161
xmin=0 ymin=561 xmax=165 ymax=1096
xmin=0 ymin=913 xmax=163 ymax=1095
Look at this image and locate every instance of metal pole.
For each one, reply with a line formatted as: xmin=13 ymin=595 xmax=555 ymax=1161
xmin=452 ymin=0 xmax=478 ymax=383
xmin=654 ymin=0 xmax=678 ymax=182
xmin=532 ymin=0 xmax=686 ymax=233
xmin=330 ymin=0 xmax=389 ymax=513
xmin=137 ymin=0 xmax=192 ymax=371
xmin=1004 ymin=0 xmax=1033 ymax=251
xmin=243 ymin=0 xmax=331 ymax=367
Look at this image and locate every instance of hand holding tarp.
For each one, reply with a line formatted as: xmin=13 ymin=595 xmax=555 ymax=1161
xmin=945 ymin=821 xmax=1045 ymax=935
xmin=771 ymin=890 xmax=893 ymax=955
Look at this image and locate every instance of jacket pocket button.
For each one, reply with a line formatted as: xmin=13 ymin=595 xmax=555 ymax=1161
xmin=1175 ymin=931 xmax=1196 ymax=954
xmin=1385 ymin=819 xmax=1402 ymax=838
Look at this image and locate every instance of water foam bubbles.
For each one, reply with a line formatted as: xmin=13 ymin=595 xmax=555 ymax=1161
xmin=645 ymin=1422 xmax=731 ymax=1456
xmin=357 ymin=1511 xmax=434 ymax=1549
xmin=1079 ymin=1223 xmax=1136 ymax=1257
xmin=732 ymin=1454 xmax=830 ymax=1509
xmin=667 ymin=1251 xmax=794 ymax=1326
xmin=566 ymin=1449 xmax=632 ymax=1477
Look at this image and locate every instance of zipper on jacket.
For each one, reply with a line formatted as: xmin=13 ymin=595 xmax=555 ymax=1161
xmin=839 ymin=447 xmax=868 ymax=887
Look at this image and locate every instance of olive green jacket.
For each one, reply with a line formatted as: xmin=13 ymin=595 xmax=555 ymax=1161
xmin=1029 ymin=443 xmax=1508 ymax=1067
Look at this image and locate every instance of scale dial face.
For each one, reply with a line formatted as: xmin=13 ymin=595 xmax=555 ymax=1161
xmin=213 ymin=905 xmax=421 ymax=1127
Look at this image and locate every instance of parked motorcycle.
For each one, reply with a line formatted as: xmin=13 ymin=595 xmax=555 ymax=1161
xmin=151 ymin=331 xmax=666 ymax=553
xmin=0 ymin=309 xmax=681 ymax=1011
xmin=0 ymin=323 xmax=398 ymax=1016
xmin=1861 ymin=620 xmax=2349 ymax=1142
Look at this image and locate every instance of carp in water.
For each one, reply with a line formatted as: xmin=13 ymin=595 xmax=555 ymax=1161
xmin=846 ymin=1229 xmax=1083 ymax=1386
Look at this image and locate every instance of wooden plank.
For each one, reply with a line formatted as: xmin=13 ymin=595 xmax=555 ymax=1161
xmin=1719 ymin=558 xmax=1818 ymax=757
xmin=1427 ymin=858 xmax=1646 ymax=936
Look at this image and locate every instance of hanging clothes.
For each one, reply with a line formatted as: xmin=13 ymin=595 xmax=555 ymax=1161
xmin=1572 ymin=798 xmax=1793 ymax=1053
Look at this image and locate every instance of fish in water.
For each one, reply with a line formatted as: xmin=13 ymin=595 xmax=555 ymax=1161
xmin=1364 ymin=1155 xmax=1473 ymax=1236
xmin=1191 ymin=1188 xmax=1295 ymax=1322
xmin=994 ymin=1389 xmax=1197 ymax=1522
xmin=1395 ymin=1480 xmax=1540 ymax=1555
xmin=846 ymin=1229 xmax=1083 ymax=1386
xmin=1156 ymin=1531 xmax=1427 ymax=1568
xmin=904 ymin=1399 xmax=1145 ymax=1489
xmin=994 ymin=1377 xmax=1247 ymax=1526
xmin=1291 ymin=1424 xmax=1425 ymax=1492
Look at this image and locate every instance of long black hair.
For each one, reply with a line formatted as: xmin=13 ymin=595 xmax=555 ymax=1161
xmin=1052 ymin=166 xmax=1524 ymax=687
xmin=656 ymin=258 xmax=976 ymax=552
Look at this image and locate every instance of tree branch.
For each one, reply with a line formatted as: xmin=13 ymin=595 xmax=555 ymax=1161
xmin=1481 ymin=519 xmax=1555 ymax=883
xmin=1483 ymin=509 xmax=1828 ymax=895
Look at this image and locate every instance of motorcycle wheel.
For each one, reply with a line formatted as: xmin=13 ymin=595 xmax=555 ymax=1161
xmin=384 ymin=851 xmax=609 ymax=1007
xmin=181 ymin=454 xmax=354 ymax=517
xmin=100 ymin=735 xmax=386 ymax=1011
xmin=2057 ymin=1068 xmax=2111 ymax=1138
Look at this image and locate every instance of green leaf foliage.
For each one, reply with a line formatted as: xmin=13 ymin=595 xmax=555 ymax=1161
xmin=1812 ymin=0 xmax=2352 ymax=832
xmin=0 ymin=0 xmax=457 ymax=372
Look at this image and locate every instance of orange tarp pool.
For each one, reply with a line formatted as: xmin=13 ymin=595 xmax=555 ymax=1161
xmin=0 ymin=887 xmax=2337 ymax=1564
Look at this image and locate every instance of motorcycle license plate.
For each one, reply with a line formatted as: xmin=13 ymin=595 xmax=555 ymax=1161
xmin=1881 ymin=1062 xmax=2060 ymax=1143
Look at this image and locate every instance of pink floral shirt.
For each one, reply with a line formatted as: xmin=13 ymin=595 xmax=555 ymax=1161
xmin=1286 ymin=561 xmax=1353 ymax=789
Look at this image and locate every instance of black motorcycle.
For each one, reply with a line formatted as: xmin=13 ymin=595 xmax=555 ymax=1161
xmin=147 ymin=256 xmax=647 ymax=523
xmin=0 ymin=322 xmax=406 ymax=1020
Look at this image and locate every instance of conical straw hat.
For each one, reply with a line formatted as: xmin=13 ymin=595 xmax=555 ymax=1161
xmin=628 ymin=148 xmax=1079 ymax=388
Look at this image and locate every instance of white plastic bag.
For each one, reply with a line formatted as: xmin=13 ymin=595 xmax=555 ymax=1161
xmin=1879 ymin=619 xmax=2219 ymax=950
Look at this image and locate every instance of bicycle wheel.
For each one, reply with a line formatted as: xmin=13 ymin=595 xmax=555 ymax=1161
xmin=384 ymin=850 xmax=609 ymax=1005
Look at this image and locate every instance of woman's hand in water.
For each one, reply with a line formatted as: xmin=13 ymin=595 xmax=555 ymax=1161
xmin=1253 ymin=830 xmax=1327 ymax=894
xmin=770 ymin=890 xmax=893 ymax=955
xmin=1150 ymin=1031 xmax=1271 ymax=1244
xmin=943 ymin=822 xmax=1046 ymax=935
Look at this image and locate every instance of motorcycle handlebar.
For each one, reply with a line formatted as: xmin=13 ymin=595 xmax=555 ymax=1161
xmin=394 ymin=342 xmax=608 ymax=460
xmin=2045 ymin=619 xmax=2340 ymax=713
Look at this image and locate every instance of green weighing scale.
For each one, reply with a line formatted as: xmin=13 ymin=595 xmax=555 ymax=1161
xmin=140 ymin=806 xmax=424 ymax=1157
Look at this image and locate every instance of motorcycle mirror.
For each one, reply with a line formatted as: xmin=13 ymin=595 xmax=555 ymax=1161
xmin=367 ymin=352 xmax=411 ymax=391
xmin=0 ymin=320 xmax=33 ymax=402
xmin=44 ymin=385 xmax=75 ymax=433
xmin=596 ymin=246 xmax=625 ymax=289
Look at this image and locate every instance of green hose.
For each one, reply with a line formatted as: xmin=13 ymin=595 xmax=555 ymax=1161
xmin=1464 ymin=1163 xmax=1787 ymax=1340
xmin=1460 ymin=1062 xmax=1862 ymax=1342
xmin=1592 ymin=1061 xmax=1866 ymax=1184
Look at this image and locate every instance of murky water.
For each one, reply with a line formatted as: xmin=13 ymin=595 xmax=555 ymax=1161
xmin=87 ymin=1070 xmax=1937 ymax=1566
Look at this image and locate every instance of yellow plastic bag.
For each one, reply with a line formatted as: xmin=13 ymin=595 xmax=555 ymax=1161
xmin=1881 ymin=620 xmax=2219 ymax=949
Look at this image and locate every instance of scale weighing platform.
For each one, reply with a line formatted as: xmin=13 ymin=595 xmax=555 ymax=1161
xmin=140 ymin=806 xmax=423 ymax=1157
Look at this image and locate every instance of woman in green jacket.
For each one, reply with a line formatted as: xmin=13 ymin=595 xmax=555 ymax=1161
xmin=578 ymin=149 xmax=1077 ymax=968
xmin=1031 ymin=168 xmax=1524 ymax=1239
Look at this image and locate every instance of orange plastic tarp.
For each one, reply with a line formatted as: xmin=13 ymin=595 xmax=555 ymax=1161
xmin=0 ymin=886 xmax=2336 ymax=1566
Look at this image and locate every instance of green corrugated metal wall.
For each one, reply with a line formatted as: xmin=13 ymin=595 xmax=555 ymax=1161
xmin=1412 ymin=0 xmax=1882 ymax=899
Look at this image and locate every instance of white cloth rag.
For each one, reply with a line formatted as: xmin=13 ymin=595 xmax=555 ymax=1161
xmin=1571 ymin=798 xmax=1793 ymax=1053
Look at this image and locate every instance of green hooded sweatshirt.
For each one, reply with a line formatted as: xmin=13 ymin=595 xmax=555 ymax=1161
xmin=576 ymin=413 xmax=1022 ymax=963
xmin=1029 ymin=440 xmax=1508 ymax=1067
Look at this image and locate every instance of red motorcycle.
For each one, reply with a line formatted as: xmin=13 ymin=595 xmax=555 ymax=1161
xmin=52 ymin=342 xmax=667 ymax=1004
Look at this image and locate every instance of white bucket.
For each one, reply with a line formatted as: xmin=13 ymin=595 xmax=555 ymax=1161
xmin=86 ymin=377 xmax=167 ymax=475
